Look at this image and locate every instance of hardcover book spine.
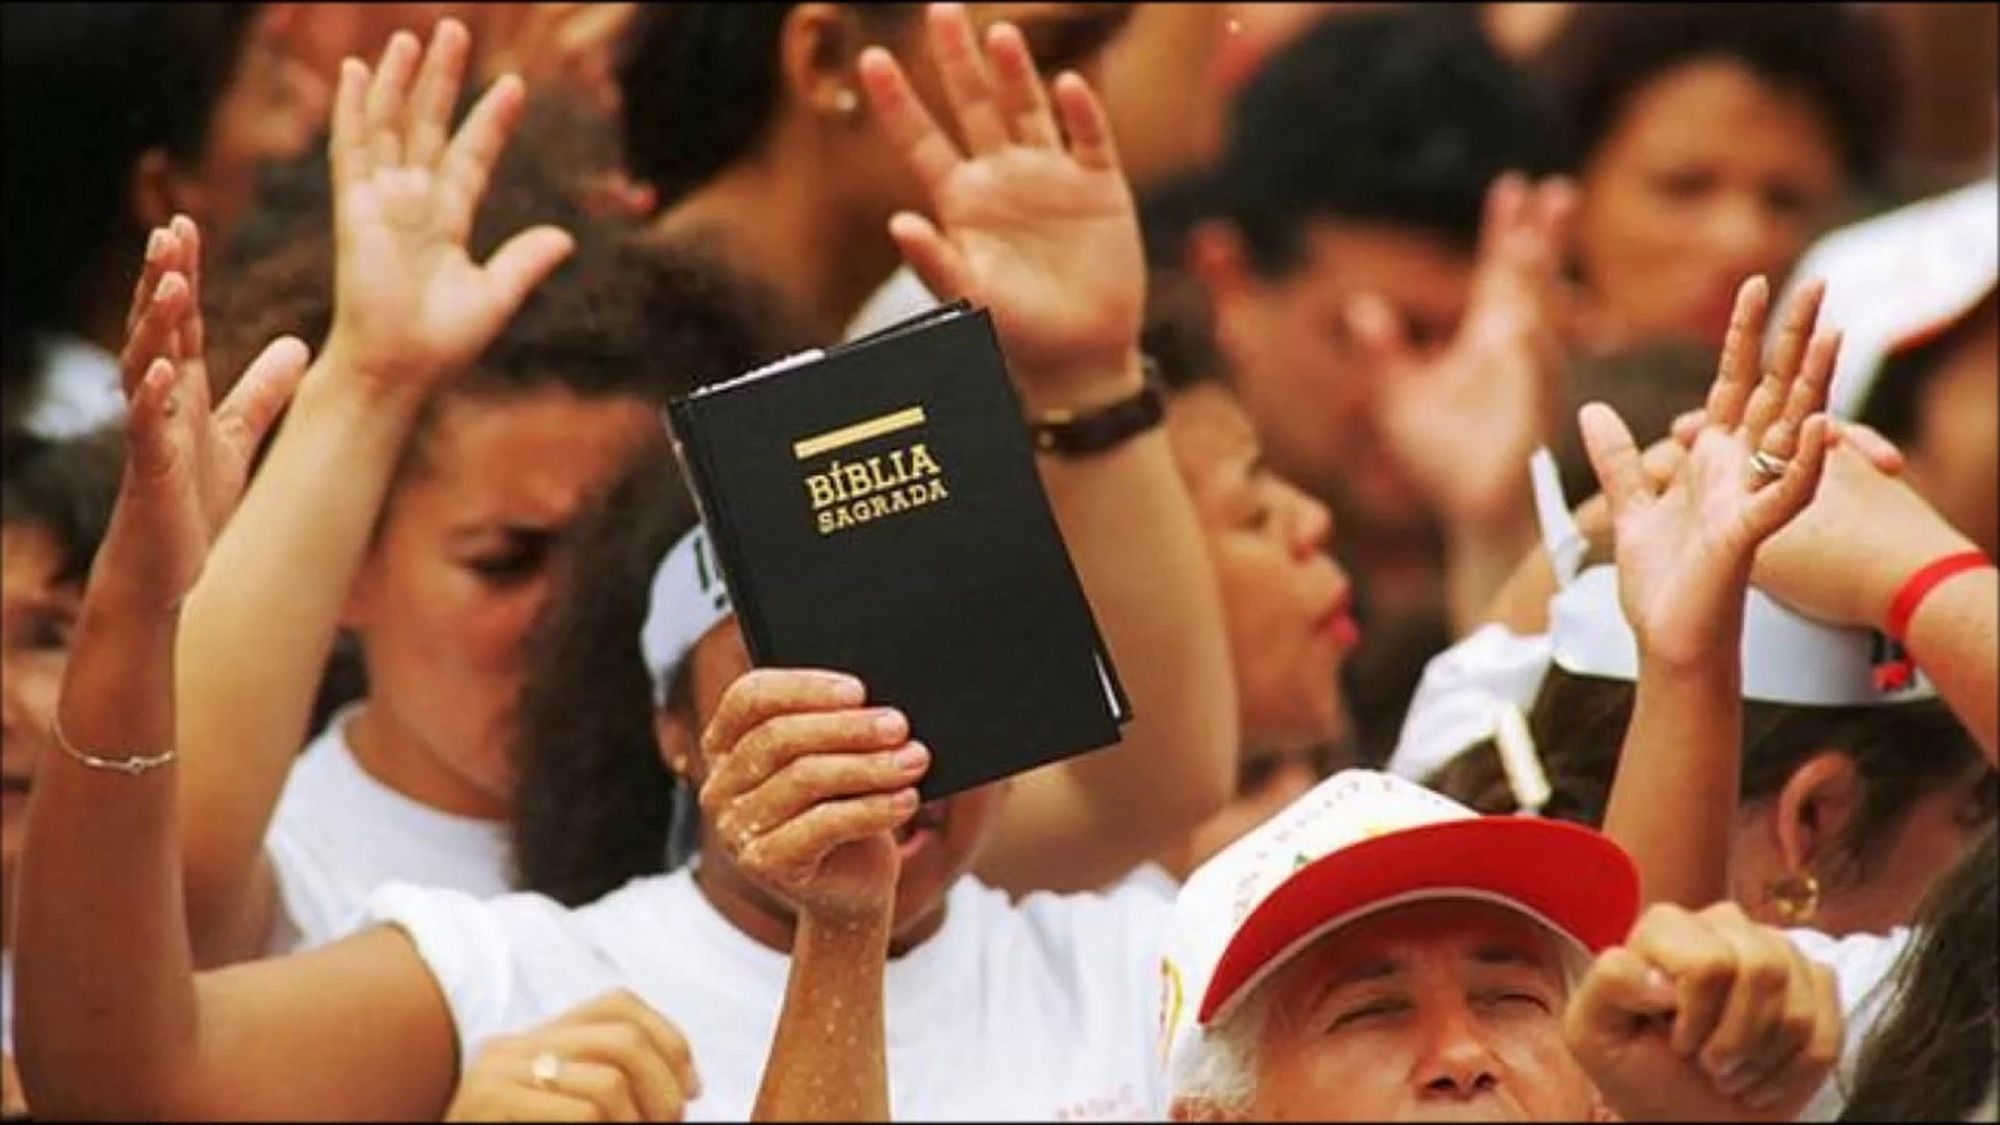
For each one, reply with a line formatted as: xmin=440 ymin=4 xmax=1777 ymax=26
xmin=663 ymin=400 xmax=774 ymax=664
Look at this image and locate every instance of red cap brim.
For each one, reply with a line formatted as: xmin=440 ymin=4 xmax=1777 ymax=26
xmin=1198 ymin=817 xmax=1639 ymax=1023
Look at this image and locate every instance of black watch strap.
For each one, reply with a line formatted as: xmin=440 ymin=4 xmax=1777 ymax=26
xmin=1027 ymin=360 xmax=1165 ymax=457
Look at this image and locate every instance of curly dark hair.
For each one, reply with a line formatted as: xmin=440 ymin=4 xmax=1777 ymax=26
xmin=507 ymin=261 xmax=809 ymax=906
xmin=1535 ymin=3 xmax=1899 ymax=185
xmin=1426 ymin=665 xmax=1991 ymax=889
xmin=1842 ymin=823 xmax=1998 ymax=1121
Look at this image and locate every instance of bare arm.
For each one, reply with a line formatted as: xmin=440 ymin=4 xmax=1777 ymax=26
xmin=754 ymin=914 xmax=893 ymax=1121
xmin=172 ymin=21 xmax=574 ymax=964
xmin=853 ymin=7 xmax=1236 ymax=896
xmin=1597 ymin=279 xmax=1836 ymax=908
xmin=11 ymin=233 xmax=458 ymax=1121
xmin=1751 ymin=437 xmax=1995 ymax=763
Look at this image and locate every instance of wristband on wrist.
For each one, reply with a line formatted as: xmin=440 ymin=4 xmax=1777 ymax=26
xmin=1885 ymin=550 xmax=1994 ymax=641
xmin=1026 ymin=356 xmax=1163 ymax=458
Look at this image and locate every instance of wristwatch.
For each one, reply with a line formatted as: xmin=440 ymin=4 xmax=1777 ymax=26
xmin=1026 ymin=357 xmax=1165 ymax=457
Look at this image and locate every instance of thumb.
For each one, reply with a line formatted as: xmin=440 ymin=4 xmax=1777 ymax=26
xmin=216 ymin=335 xmax=311 ymax=459
xmin=481 ymin=225 xmax=577 ymax=321
xmin=1571 ymin=947 xmax=1679 ymax=1047
xmin=1579 ymin=402 xmax=1650 ymax=518
xmin=887 ymin=211 xmax=972 ymax=304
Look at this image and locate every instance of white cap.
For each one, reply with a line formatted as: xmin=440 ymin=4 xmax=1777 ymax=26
xmin=1532 ymin=451 xmax=1935 ymax=706
xmin=640 ymin=524 xmax=734 ymax=705
xmin=1158 ymin=770 xmax=1637 ymax=1084
xmin=1786 ymin=176 xmax=1998 ymax=420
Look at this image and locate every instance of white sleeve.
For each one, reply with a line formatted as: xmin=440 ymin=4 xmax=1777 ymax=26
xmin=1784 ymin=926 xmax=1915 ymax=1122
xmin=1387 ymin=624 xmax=1553 ymax=782
xmin=366 ymin=883 xmax=619 ymax=1071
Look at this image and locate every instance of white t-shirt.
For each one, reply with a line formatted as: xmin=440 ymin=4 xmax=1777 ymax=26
xmin=844 ymin=267 xmax=940 ymax=341
xmin=22 ymin=336 xmax=124 ymax=440
xmin=368 ymin=866 xmax=1172 ymax=1120
xmin=264 ymin=707 xmax=513 ymax=953
xmin=1786 ymin=925 xmax=1913 ymax=1122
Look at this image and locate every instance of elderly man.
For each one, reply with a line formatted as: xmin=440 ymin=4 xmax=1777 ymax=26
xmin=740 ymin=760 xmax=1843 ymax=1120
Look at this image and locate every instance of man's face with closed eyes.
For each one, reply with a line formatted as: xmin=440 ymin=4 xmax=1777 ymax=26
xmin=1239 ymin=899 xmax=1606 ymax=1121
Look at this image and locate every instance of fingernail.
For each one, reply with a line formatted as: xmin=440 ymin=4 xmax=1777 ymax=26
xmin=875 ymin=710 xmax=906 ymax=740
xmin=146 ymin=229 xmax=166 ymax=260
xmin=817 ymin=672 xmax=864 ymax=702
xmin=893 ymin=743 xmax=929 ymax=771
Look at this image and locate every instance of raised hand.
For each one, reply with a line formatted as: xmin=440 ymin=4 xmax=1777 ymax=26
xmin=323 ymin=19 xmax=574 ymax=393
xmin=1581 ymin=278 xmax=1835 ymax=668
xmin=1565 ymin=902 xmax=1841 ymax=1121
xmin=445 ymin=990 xmax=698 ymax=1122
xmin=697 ymin=670 xmax=927 ymax=924
xmin=1362 ymin=174 xmax=1577 ymax=528
xmin=101 ymin=217 xmax=309 ymax=611
xmin=859 ymin=3 xmax=1144 ymax=405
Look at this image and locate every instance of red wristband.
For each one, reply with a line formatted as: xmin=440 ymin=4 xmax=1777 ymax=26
xmin=1885 ymin=551 xmax=1994 ymax=641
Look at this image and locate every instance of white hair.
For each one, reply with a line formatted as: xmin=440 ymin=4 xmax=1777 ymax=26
xmin=1167 ymin=984 xmax=1272 ymax=1119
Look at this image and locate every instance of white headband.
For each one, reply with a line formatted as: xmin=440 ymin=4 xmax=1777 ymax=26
xmin=1532 ymin=450 xmax=1935 ymax=707
xmin=640 ymin=524 xmax=734 ymax=705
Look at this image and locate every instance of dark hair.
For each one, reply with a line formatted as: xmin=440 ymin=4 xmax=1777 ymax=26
xmin=0 ymin=430 xmax=124 ymax=583
xmin=2 ymin=3 xmax=259 ymax=427
xmin=510 ymin=439 xmax=694 ymax=903
xmin=508 ymin=261 xmax=808 ymax=905
xmin=1212 ymin=6 xmax=1554 ymax=276
xmin=1426 ymin=666 xmax=1990 ymax=887
xmin=615 ymin=4 xmax=916 ymax=208
xmin=1143 ymin=269 xmax=1227 ymax=395
xmin=1536 ymin=3 xmax=1897 ymax=185
xmin=1842 ymin=823 xmax=1998 ymax=1121
xmin=1551 ymin=339 xmax=1719 ymax=505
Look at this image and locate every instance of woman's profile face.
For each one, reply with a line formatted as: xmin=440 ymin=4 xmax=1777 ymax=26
xmin=345 ymin=388 xmax=662 ymax=816
xmin=1574 ymin=57 xmax=1845 ymax=349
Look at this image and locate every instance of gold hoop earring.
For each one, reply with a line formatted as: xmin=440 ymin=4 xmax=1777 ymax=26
xmin=1768 ymin=870 xmax=1821 ymax=924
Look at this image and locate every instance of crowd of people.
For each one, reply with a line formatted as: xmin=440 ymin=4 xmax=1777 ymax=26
xmin=0 ymin=2 xmax=1994 ymax=1121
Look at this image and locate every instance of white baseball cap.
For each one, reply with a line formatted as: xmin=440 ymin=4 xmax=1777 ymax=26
xmin=1533 ymin=451 xmax=1936 ymax=706
xmin=1159 ymin=770 xmax=1638 ymax=1080
xmin=639 ymin=524 xmax=734 ymax=705
xmin=1782 ymin=176 xmax=1996 ymax=422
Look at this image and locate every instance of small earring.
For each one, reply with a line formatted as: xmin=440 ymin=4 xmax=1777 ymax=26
xmin=1767 ymin=870 xmax=1821 ymax=924
xmin=832 ymin=87 xmax=860 ymax=116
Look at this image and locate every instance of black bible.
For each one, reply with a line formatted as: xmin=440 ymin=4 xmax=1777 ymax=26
xmin=666 ymin=302 xmax=1130 ymax=800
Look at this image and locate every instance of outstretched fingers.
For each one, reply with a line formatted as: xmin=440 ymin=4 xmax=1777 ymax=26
xmin=858 ymin=47 xmax=961 ymax=196
xmin=927 ymin=3 xmax=1011 ymax=155
xmin=887 ymin=211 xmax=972 ymax=302
xmin=1579 ymin=402 xmax=1652 ymax=520
xmin=402 ymin=18 xmax=473 ymax=168
xmin=985 ymin=22 xmax=1059 ymax=148
xmin=479 ymin=225 xmax=578 ymax=320
xmin=1742 ymin=280 xmax=1825 ymax=442
xmin=1052 ymin=71 xmax=1119 ymax=173
xmin=363 ymin=30 xmax=423 ymax=169
xmin=1703 ymin=276 xmax=1770 ymax=431
xmin=118 ymin=272 xmax=190 ymax=397
xmin=436 ymin=72 xmax=529 ymax=241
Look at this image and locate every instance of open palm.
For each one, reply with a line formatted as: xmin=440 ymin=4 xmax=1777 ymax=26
xmin=325 ymin=22 xmax=572 ymax=391
xmin=1583 ymin=278 xmax=1838 ymax=668
xmin=107 ymin=219 xmax=307 ymax=610
xmin=861 ymin=5 xmax=1143 ymax=395
xmin=1370 ymin=175 xmax=1574 ymax=525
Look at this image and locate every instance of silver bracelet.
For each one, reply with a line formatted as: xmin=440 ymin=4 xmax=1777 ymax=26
xmin=52 ymin=711 xmax=177 ymax=776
